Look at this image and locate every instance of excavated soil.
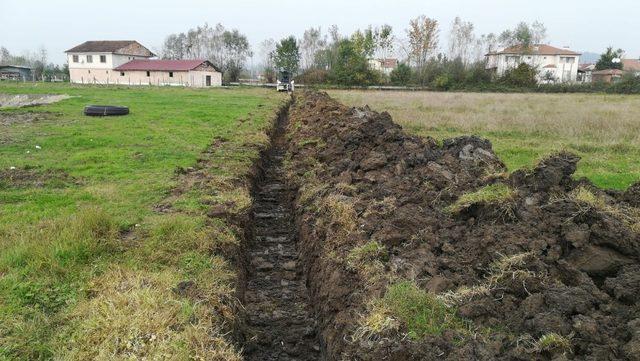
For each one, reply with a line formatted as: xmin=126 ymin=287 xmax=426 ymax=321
xmin=0 ymin=93 xmax=71 ymax=108
xmin=281 ymin=91 xmax=640 ymax=360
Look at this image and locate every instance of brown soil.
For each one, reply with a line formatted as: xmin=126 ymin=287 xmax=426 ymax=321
xmin=241 ymin=102 xmax=321 ymax=360
xmin=282 ymin=91 xmax=640 ymax=360
xmin=0 ymin=167 xmax=81 ymax=189
xmin=0 ymin=111 xmax=57 ymax=126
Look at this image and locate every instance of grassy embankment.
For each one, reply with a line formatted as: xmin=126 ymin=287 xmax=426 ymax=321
xmin=330 ymin=90 xmax=640 ymax=190
xmin=0 ymin=83 xmax=284 ymax=359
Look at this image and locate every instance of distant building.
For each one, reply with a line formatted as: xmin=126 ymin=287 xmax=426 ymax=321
xmin=592 ymin=69 xmax=625 ymax=83
xmin=368 ymin=58 xmax=398 ymax=75
xmin=578 ymin=64 xmax=595 ymax=83
xmin=0 ymin=65 xmax=32 ymax=81
xmin=485 ymin=44 xmax=581 ymax=83
xmin=622 ymin=59 xmax=640 ymax=76
xmin=66 ymin=41 xmax=155 ymax=84
xmin=114 ymin=59 xmax=222 ymax=87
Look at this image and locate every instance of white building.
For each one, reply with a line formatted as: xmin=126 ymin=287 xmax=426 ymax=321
xmin=368 ymin=58 xmax=398 ymax=75
xmin=66 ymin=41 xmax=155 ymax=84
xmin=485 ymin=44 xmax=581 ymax=83
xmin=65 ymin=40 xmax=222 ymax=87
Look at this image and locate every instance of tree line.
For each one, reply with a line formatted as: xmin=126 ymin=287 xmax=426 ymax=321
xmin=0 ymin=46 xmax=68 ymax=81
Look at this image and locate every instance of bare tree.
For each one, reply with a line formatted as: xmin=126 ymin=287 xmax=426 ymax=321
xmin=300 ymin=27 xmax=326 ymax=70
xmin=448 ymin=17 xmax=475 ymax=65
xmin=376 ymin=24 xmax=395 ymax=60
xmin=407 ymin=15 xmax=439 ymax=68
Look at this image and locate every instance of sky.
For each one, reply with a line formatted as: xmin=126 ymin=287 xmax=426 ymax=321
xmin=1 ymin=0 xmax=639 ymax=64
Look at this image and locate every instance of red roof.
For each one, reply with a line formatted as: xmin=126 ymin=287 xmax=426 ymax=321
xmin=115 ymin=59 xmax=216 ymax=72
xmin=490 ymin=44 xmax=581 ymax=56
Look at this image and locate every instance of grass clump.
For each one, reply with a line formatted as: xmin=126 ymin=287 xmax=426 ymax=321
xmin=447 ymin=183 xmax=516 ymax=214
xmin=357 ymin=281 xmax=468 ymax=340
xmin=535 ymin=332 xmax=572 ymax=353
xmin=569 ymin=186 xmax=640 ymax=232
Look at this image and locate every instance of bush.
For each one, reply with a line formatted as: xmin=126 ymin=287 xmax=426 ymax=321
xmin=297 ymin=68 xmax=329 ymax=85
xmin=499 ymin=63 xmax=537 ymax=87
xmin=389 ymin=63 xmax=412 ymax=85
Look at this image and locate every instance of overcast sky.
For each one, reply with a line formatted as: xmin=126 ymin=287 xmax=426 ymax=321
xmin=1 ymin=0 xmax=638 ymax=64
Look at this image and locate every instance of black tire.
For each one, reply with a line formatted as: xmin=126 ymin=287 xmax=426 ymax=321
xmin=84 ymin=105 xmax=129 ymax=116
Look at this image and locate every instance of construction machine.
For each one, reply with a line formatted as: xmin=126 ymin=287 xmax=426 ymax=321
xmin=276 ymin=70 xmax=293 ymax=92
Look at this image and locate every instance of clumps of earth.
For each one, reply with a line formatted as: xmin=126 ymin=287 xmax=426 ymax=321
xmin=284 ymin=91 xmax=640 ymax=360
xmin=0 ymin=93 xmax=71 ymax=108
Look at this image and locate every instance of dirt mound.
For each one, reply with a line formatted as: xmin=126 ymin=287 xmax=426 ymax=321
xmin=0 ymin=93 xmax=71 ymax=108
xmin=284 ymin=91 xmax=640 ymax=360
xmin=0 ymin=167 xmax=81 ymax=189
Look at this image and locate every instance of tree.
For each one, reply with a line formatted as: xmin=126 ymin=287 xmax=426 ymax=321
xmin=448 ymin=17 xmax=475 ymax=65
xmin=499 ymin=21 xmax=547 ymax=50
xmin=259 ymin=39 xmax=277 ymax=82
xmin=274 ymin=36 xmax=300 ymax=74
xmin=330 ymin=39 xmax=379 ymax=85
xmin=351 ymin=27 xmax=376 ymax=58
xmin=596 ymin=47 xmax=625 ymax=70
xmin=222 ymin=29 xmax=252 ymax=82
xmin=376 ymin=24 xmax=394 ymax=59
xmin=390 ymin=63 xmax=412 ymax=85
xmin=407 ymin=15 xmax=439 ymax=68
xmin=161 ymin=23 xmax=253 ymax=81
xmin=300 ymin=27 xmax=326 ymax=70
xmin=499 ymin=63 xmax=537 ymax=87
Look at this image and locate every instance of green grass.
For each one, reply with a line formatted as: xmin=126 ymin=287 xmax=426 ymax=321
xmin=447 ymin=183 xmax=516 ymax=213
xmin=0 ymin=82 xmax=283 ymax=359
xmin=329 ymin=90 xmax=640 ymax=190
xmin=366 ymin=281 xmax=468 ymax=339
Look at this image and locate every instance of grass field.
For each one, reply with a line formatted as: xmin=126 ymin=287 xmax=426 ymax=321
xmin=329 ymin=90 xmax=640 ymax=190
xmin=0 ymin=83 xmax=283 ymax=359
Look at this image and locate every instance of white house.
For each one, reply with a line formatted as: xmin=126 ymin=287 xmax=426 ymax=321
xmin=65 ymin=40 xmax=222 ymax=87
xmin=66 ymin=41 xmax=155 ymax=84
xmin=485 ymin=44 xmax=581 ymax=83
xmin=368 ymin=58 xmax=398 ymax=75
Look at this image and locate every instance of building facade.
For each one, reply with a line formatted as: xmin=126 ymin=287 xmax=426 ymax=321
xmin=486 ymin=44 xmax=581 ymax=83
xmin=66 ymin=41 xmax=155 ymax=84
xmin=0 ymin=65 xmax=32 ymax=81
xmin=114 ymin=59 xmax=222 ymax=87
xmin=368 ymin=58 xmax=399 ymax=75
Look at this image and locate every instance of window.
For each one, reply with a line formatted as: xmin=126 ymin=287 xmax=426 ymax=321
xmin=72 ymin=55 xmax=79 ymax=63
xmin=88 ymin=69 xmax=91 ymax=74
xmin=100 ymin=55 xmax=106 ymax=63
xmin=146 ymin=71 xmax=150 ymax=77
xmin=86 ymin=55 xmax=93 ymax=63
xmin=120 ymin=71 xmax=125 ymax=76
xmin=169 ymin=72 xmax=173 ymax=78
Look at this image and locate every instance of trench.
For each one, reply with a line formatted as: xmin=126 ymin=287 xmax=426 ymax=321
xmin=241 ymin=98 xmax=321 ymax=360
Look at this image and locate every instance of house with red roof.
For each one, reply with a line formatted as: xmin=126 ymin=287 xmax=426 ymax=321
xmin=485 ymin=44 xmax=581 ymax=83
xmin=65 ymin=41 xmax=222 ymax=87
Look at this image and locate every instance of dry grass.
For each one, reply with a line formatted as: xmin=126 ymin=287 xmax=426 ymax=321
xmin=568 ymin=186 xmax=640 ymax=232
xmin=330 ymin=90 xmax=640 ymax=189
xmin=446 ymin=183 xmax=517 ymax=218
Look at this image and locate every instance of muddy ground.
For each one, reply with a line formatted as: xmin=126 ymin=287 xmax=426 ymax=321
xmin=282 ymin=91 xmax=640 ymax=360
xmin=0 ymin=93 xmax=70 ymax=108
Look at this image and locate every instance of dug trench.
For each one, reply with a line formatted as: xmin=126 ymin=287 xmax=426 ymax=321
xmin=241 ymin=90 xmax=640 ymax=361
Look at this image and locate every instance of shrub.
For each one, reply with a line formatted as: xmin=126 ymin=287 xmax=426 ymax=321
xmin=389 ymin=63 xmax=412 ymax=85
xmin=499 ymin=63 xmax=537 ymax=87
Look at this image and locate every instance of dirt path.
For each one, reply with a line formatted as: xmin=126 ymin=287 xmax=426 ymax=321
xmin=242 ymin=100 xmax=321 ymax=360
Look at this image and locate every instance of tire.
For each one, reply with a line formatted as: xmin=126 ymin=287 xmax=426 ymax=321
xmin=84 ymin=105 xmax=129 ymax=116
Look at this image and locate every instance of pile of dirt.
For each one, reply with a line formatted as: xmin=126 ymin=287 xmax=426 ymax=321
xmin=0 ymin=93 xmax=71 ymax=108
xmin=0 ymin=167 xmax=81 ymax=189
xmin=284 ymin=91 xmax=640 ymax=360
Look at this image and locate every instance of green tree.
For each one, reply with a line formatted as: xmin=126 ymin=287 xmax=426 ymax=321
xmin=499 ymin=63 xmax=537 ymax=87
xmin=329 ymin=39 xmax=379 ymax=85
xmin=596 ymin=47 xmax=625 ymax=70
xmin=390 ymin=63 xmax=412 ymax=85
xmin=274 ymin=36 xmax=301 ymax=74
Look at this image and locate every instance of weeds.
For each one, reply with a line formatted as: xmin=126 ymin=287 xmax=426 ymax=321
xmin=535 ymin=332 xmax=572 ymax=353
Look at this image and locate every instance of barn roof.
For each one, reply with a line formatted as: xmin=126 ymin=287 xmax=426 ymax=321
xmin=65 ymin=41 xmax=154 ymax=56
xmin=115 ymin=59 xmax=219 ymax=72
